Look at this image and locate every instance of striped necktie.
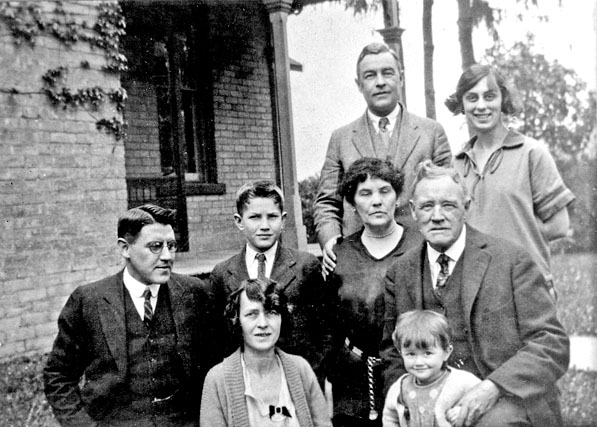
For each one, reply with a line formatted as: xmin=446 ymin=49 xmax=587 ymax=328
xmin=142 ymin=287 xmax=153 ymax=326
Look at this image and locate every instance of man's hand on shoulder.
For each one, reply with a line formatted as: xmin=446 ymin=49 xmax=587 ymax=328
xmin=321 ymin=236 xmax=339 ymax=278
xmin=452 ymin=379 xmax=500 ymax=427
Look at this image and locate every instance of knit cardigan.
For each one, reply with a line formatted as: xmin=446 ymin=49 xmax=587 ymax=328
xmin=200 ymin=348 xmax=331 ymax=427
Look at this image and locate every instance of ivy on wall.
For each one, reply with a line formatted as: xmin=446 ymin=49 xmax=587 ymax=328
xmin=0 ymin=1 xmax=128 ymax=140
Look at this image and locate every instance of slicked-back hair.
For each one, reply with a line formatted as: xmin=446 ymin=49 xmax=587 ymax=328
xmin=392 ymin=310 xmax=452 ymax=352
xmin=411 ymin=160 xmax=468 ymax=200
xmin=117 ymin=204 xmax=177 ymax=243
xmin=235 ymin=180 xmax=285 ymax=216
xmin=444 ymin=63 xmax=521 ymax=116
xmin=340 ymin=157 xmax=404 ymax=206
xmin=225 ymin=278 xmax=289 ymax=347
xmin=355 ymin=42 xmax=402 ymax=80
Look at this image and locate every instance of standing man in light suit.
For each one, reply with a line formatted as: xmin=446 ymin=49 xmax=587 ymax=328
xmin=314 ymin=42 xmax=452 ymax=273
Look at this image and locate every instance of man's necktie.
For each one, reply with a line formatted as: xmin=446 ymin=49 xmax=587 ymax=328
xmin=378 ymin=117 xmax=390 ymax=156
xmin=143 ymin=288 xmax=153 ymax=326
xmin=436 ymin=253 xmax=451 ymax=289
xmin=256 ymin=253 xmax=266 ymax=279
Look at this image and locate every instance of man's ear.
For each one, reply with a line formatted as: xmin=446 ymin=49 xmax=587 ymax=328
xmin=409 ymin=200 xmax=417 ymax=220
xmin=117 ymin=238 xmax=130 ymax=259
xmin=281 ymin=211 xmax=287 ymax=229
xmin=355 ymin=77 xmax=363 ymax=94
xmin=464 ymin=196 xmax=472 ymax=212
xmin=234 ymin=214 xmax=244 ymax=231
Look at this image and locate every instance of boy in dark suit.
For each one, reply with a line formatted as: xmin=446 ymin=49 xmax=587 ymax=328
xmin=210 ymin=180 xmax=329 ymax=382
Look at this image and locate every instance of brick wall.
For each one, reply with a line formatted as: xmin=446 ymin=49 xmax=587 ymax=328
xmin=0 ymin=1 xmax=126 ymax=359
xmin=122 ymin=80 xmax=162 ymax=177
xmin=185 ymin=4 xmax=277 ymax=254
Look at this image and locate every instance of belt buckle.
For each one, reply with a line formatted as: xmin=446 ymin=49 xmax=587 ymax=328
xmin=150 ymin=391 xmax=178 ymax=414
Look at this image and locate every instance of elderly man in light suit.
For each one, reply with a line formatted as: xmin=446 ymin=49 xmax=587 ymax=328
xmin=380 ymin=161 xmax=569 ymax=426
xmin=314 ymin=42 xmax=452 ymax=273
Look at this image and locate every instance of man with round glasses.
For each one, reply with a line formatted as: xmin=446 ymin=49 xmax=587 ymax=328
xmin=45 ymin=204 xmax=222 ymax=427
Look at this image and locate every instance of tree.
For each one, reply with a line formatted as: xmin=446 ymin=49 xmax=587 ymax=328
xmin=298 ymin=174 xmax=320 ymax=244
xmin=423 ymin=0 xmax=436 ymax=119
xmin=455 ymin=0 xmax=547 ymax=70
xmin=483 ymin=36 xmax=597 ymax=251
xmin=484 ymin=35 xmax=594 ymax=158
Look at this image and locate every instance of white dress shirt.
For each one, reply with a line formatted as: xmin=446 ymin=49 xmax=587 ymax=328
xmin=427 ymin=226 xmax=467 ymax=289
xmin=245 ymin=242 xmax=278 ymax=279
xmin=123 ymin=267 xmax=160 ymax=319
xmin=367 ymin=103 xmax=401 ymax=134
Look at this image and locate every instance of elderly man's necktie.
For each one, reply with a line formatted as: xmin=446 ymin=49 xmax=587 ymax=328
xmin=436 ymin=253 xmax=451 ymax=289
xmin=256 ymin=253 xmax=266 ymax=279
xmin=378 ymin=117 xmax=390 ymax=156
xmin=143 ymin=288 xmax=153 ymax=326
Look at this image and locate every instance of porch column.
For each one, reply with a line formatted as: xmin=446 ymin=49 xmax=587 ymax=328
xmin=379 ymin=0 xmax=407 ymax=106
xmin=263 ymin=0 xmax=308 ymax=251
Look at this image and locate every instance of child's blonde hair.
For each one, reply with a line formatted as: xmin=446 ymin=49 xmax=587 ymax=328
xmin=392 ymin=310 xmax=452 ymax=352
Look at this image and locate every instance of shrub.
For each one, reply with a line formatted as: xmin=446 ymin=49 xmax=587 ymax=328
xmin=299 ymin=174 xmax=319 ymax=244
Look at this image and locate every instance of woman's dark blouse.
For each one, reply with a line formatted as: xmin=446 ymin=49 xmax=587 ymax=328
xmin=325 ymin=225 xmax=422 ymax=420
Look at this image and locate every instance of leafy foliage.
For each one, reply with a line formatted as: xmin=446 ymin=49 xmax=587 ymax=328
xmin=298 ymin=174 xmax=320 ymax=244
xmin=0 ymin=1 xmax=128 ymax=141
xmin=483 ymin=35 xmax=595 ymax=158
xmin=0 ymin=354 xmax=59 ymax=427
xmin=483 ymin=36 xmax=597 ymax=252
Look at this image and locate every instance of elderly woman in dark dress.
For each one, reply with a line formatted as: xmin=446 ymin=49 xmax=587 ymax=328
xmin=323 ymin=157 xmax=422 ymax=427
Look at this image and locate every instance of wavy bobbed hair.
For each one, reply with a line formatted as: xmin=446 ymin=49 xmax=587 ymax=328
xmin=224 ymin=278 xmax=288 ymax=347
xmin=444 ymin=63 xmax=521 ymax=116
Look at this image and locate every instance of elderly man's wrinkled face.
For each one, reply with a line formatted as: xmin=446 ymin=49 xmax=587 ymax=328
xmin=410 ymin=176 xmax=470 ymax=253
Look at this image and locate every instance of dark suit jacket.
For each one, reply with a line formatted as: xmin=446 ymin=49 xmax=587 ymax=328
xmin=380 ymin=226 xmax=569 ymax=426
xmin=210 ymin=245 xmax=330 ymax=381
xmin=314 ymin=105 xmax=452 ymax=247
xmin=44 ymin=271 xmax=219 ymax=427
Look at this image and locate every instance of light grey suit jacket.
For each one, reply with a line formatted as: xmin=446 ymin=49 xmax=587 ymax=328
xmin=314 ymin=104 xmax=452 ymax=247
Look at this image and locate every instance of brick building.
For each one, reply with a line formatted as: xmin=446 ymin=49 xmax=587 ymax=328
xmin=0 ymin=0 xmax=306 ymax=359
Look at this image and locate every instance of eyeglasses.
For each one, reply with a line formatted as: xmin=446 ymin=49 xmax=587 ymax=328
xmin=146 ymin=240 xmax=178 ymax=254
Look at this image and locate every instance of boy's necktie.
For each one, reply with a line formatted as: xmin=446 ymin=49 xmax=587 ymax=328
xmin=256 ymin=253 xmax=266 ymax=279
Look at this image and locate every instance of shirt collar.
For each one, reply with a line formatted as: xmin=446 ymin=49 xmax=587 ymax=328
xmin=367 ymin=103 xmax=401 ymax=133
xmin=123 ymin=267 xmax=160 ymax=298
xmin=456 ymin=129 xmax=525 ymax=158
xmin=426 ymin=225 xmax=467 ymax=264
xmin=246 ymin=241 xmax=278 ymax=265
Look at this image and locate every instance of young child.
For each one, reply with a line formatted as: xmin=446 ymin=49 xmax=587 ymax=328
xmin=210 ymin=180 xmax=330 ymax=382
xmin=382 ymin=310 xmax=481 ymax=427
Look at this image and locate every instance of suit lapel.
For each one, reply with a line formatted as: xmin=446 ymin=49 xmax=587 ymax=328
xmin=391 ymin=109 xmax=420 ymax=170
xmin=408 ymin=244 xmax=426 ymax=308
xmin=351 ymin=112 xmax=376 ymax=158
xmin=168 ymin=276 xmax=193 ymax=376
xmin=226 ymin=248 xmax=250 ymax=291
xmin=461 ymin=228 xmax=490 ymax=322
xmin=98 ymin=272 xmax=128 ymax=376
xmin=270 ymin=246 xmax=297 ymax=290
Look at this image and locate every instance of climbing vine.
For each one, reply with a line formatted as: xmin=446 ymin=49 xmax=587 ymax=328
xmin=0 ymin=1 xmax=128 ymax=140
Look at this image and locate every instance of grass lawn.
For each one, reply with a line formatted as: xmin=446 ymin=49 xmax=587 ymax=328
xmin=553 ymin=252 xmax=597 ymax=426
xmin=0 ymin=252 xmax=595 ymax=426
